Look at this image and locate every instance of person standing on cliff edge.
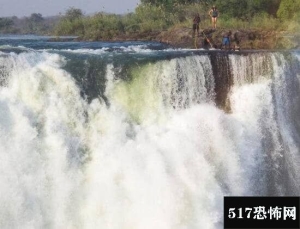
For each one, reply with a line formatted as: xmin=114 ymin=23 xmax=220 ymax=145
xmin=209 ymin=6 xmax=219 ymax=29
xmin=192 ymin=13 xmax=201 ymax=38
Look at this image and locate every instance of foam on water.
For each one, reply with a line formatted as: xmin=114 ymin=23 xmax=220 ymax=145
xmin=0 ymin=50 xmax=299 ymax=229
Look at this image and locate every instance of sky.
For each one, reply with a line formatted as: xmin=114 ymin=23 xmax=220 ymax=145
xmin=0 ymin=0 xmax=140 ymax=17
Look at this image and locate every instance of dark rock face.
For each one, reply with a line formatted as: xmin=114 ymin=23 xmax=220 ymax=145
xmin=209 ymin=52 xmax=233 ymax=112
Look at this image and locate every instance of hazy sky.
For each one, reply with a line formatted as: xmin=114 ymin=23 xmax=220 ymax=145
xmin=0 ymin=0 xmax=140 ymax=17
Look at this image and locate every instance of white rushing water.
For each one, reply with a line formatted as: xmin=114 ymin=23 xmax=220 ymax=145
xmin=0 ymin=50 xmax=299 ymax=229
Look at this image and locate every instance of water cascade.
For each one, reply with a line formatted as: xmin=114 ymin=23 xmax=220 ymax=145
xmin=0 ymin=39 xmax=299 ymax=228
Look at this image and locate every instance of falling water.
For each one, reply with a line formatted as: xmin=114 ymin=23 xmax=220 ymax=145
xmin=0 ymin=37 xmax=299 ymax=228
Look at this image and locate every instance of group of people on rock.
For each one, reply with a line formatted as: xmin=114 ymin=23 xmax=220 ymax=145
xmin=192 ymin=5 xmax=240 ymax=50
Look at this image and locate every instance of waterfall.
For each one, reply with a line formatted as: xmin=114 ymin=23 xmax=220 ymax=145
xmin=0 ymin=48 xmax=299 ymax=229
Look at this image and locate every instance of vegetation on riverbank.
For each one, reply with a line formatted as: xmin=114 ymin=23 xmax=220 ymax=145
xmin=54 ymin=0 xmax=300 ymax=49
xmin=0 ymin=14 xmax=59 ymax=34
xmin=0 ymin=0 xmax=299 ymax=49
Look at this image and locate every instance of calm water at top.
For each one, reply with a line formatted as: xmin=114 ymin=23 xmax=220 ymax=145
xmin=0 ymin=34 xmax=169 ymax=51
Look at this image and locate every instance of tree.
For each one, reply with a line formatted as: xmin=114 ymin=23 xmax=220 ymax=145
xmin=0 ymin=18 xmax=14 ymax=32
xmin=214 ymin=0 xmax=281 ymax=19
xmin=55 ymin=8 xmax=84 ymax=36
xmin=277 ymin=0 xmax=300 ymax=20
xmin=64 ymin=7 xmax=84 ymax=21
xmin=29 ymin=13 xmax=44 ymax=23
xmin=214 ymin=0 xmax=247 ymax=19
xmin=266 ymin=0 xmax=281 ymax=17
xmin=25 ymin=13 xmax=45 ymax=33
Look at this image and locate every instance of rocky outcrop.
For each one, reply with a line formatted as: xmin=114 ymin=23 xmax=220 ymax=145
xmin=155 ymin=27 xmax=300 ymax=50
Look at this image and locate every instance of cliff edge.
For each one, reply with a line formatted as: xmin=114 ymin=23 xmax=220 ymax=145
xmin=155 ymin=27 xmax=300 ymax=50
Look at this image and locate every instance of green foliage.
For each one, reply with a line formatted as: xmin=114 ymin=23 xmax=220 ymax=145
xmin=55 ymin=18 xmax=84 ymax=36
xmin=30 ymin=13 xmax=44 ymax=23
xmin=82 ymin=13 xmax=125 ymax=40
xmin=218 ymin=13 xmax=282 ymax=30
xmin=283 ymin=10 xmax=300 ymax=32
xmin=65 ymin=7 xmax=84 ymax=21
xmin=133 ymin=4 xmax=173 ymax=31
xmin=277 ymin=0 xmax=300 ymax=20
xmin=0 ymin=13 xmax=54 ymax=34
xmin=54 ymin=3 xmax=209 ymax=37
xmin=0 ymin=13 xmax=57 ymax=34
xmin=0 ymin=18 xmax=13 ymax=28
xmin=0 ymin=18 xmax=14 ymax=33
xmin=266 ymin=0 xmax=281 ymax=16
xmin=213 ymin=0 xmax=280 ymax=20
xmin=55 ymin=8 xmax=84 ymax=36
xmin=129 ymin=2 xmax=211 ymax=32
xmin=122 ymin=13 xmax=140 ymax=33
xmin=0 ymin=0 xmax=298 ymax=41
xmin=248 ymin=13 xmax=282 ymax=30
xmin=25 ymin=13 xmax=46 ymax=34
xmin=51 ymin=0 xmax=299 ymax=41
